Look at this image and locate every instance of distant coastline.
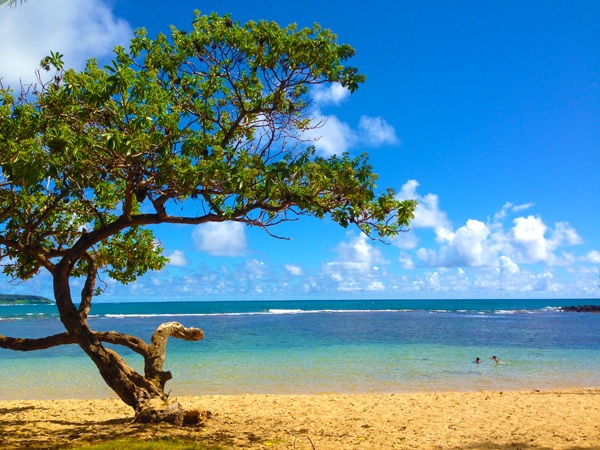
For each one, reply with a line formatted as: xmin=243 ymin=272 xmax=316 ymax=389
xmin=0 ymin=294 xmax=54 ymax=305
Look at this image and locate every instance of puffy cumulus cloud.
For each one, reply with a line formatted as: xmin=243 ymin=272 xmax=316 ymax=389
xmin=324 ymin=233 xmax=389 ymax=291
xmin=583 ymin=250 xmax=600 ymax=263
xmin=398 ymin=254 xmax=415 ymax=269
xmin=396 ymin=181 xmax=586 ymax=274
xmin=312 ymin=83 xmax=350 ymax=106
xmin=418 ymin=215 xmax=581 ymax=269
xmin=307 ymin=114 xmax=356 ymax=156
xmin=530 ymin=272 xmax=560 ymax=292
xmin=305 ymin=84 xmax=399 ymax=156
xmin=551 ymin=222 xmax=583 ymax=246
xmin=285 ymin=264 xmax=303 ymax=276
xmin=390 ymin=266 xmax=573 ymax=297
xmin=0 ymin=0 xmax=132 ymax=87
xmin=357 ymin=116 xmax=400 ymax=147
xmin=510 ymin=216 xmax=582 ymax=264
xmin=333 ymin=233 xmax=385 ymax=273
xmin=439 ymin=219 xmax=498 ymax=267
xmin=245 ymin=259 xmax=266 ymax=279
xmin=499 ymin=256 xmax=520 ymax=275
xmin=308 ymin=114 xmax=398 ymax=156
xmin=192 ymin=221 xmax=247 ymax=257
xmin=366 ymin=281 xmax=385 ymax=291
xmin=511 ymin=216 xmax=551 ymax=262
xmin=395 ymin=180 xmax=452 ymax=241
xmin=166 ymin=250 xmax=188 ymax=267
xmin=394 ymin=231 xmax=419 ymax=250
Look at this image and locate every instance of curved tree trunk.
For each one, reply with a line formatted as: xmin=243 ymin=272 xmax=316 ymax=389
xmin=52 ymin=268 xmax=204 ymax=424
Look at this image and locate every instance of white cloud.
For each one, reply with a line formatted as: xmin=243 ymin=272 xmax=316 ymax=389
xmin=307 ymin=114 xmax=356 ymax=156
xmin=306 ymin=84 xmax=399 ymax=156
xmin=393 ymin=230 xmax=419 ymax=250
xmin=510 ymin=216 xmax=582 ymax=264
xmin=530 ymin=272 xmax=560 ymax=292
xmin=494 ymin=202 xmax=512 ymax=221
xmin=166 ymin=250 xmax=188 ymax=267
xmin=493 ymin=202 xmax=534 ymax=221
xmin=396 ymin=180 xmax=453 ymax=241
xmin=0 ymin=0 xmax=132 ymax=87
xmin=324 ymin=233 xmax=389 ymax=291
xmin=583 ymin=250 xmax=600 ymax=264
xmin=334 ymin=233 xmax=384 ymax=273
xmin=398 ymin=181 xmax=585 ymax=274
xmin=499 ymin=255 xmax=520 ymax=275
xmin=398 ymin=253 xmax=415 ymax=269
xmin=358 ymin=116 xmax=399 ymax=147
xmin=443 ymin=219 xmax=494 ymax=267
xmin=245 ymin=259 xmax=266 ymax=278
xmin=511 ymin=216 xmax=551 ymax=262
xmin=284 ymin=264 xmax=303 ymax=276
xmin=192 ymin=222 xmax=247 ymax=257
xmin=366 ymin=281 xmax=385 ymax=291
xmin=312 ymin=83 xmax=350 ymax=106
xmin=308 ymin=114 xmax=399 ymax=156
xmin=550 ymin=222 xmax=583 ymax=247
xmin=513 ymin=202 xmax=535 ymax=212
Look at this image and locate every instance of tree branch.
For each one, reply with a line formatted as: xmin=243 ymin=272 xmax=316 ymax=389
xmin=78 ymin=254 xmax=98 ymax=319
xmin=0 ymin=330 xmax=151 ymax=358
xmin=145 ymin=322 xmax=204 ymax=389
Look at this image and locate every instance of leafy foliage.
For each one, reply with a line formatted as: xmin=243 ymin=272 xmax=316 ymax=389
xmin=0 ymin=11 xmax=415 ymax=290
xmin=0 ymin=0 xmax=25 ymax=8
xmin=0 ymin=294 xmax=53 ymax=304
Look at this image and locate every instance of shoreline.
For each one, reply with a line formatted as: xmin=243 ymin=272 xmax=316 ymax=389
xmin=1 ymin=388 xmax=599 ymax=449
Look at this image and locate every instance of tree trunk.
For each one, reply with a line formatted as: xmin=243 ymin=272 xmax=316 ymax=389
xmin=52 ymin=269 xmax=204 ymax=424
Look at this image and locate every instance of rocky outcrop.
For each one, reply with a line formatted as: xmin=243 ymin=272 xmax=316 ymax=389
xmin=561 ymin=305 xmax=600 ymax=313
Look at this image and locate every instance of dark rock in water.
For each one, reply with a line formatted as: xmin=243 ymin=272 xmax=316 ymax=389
xmin=560 ymin=305 xmax=600 ymax=313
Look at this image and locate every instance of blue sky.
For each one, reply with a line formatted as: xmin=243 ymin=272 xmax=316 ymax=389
xmin=0 ymin=0 xmax=598 ymax=301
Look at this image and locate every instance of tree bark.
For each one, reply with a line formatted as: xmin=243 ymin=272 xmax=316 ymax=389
xmin=49 ymin=267 xmax=204 ymax=424
xmin=145 ymin=322 xmax=204 ymax=390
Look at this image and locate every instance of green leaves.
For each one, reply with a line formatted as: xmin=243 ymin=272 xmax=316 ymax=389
xmin=0 ymin=11 xmax=415 ymax=293
xmin=96 ymin=227 xmax=168 ymax=283
xmin=40 ymin=51 xmax=64 ymax=72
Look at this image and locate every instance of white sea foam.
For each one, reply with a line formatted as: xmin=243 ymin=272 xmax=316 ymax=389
xmin=268 ymin=309 xmax=305 ymax=314
xmin=263 ymin=308 xmax=423 ymax=315
xmin=102 ymin=308 xmax=423 ymax=319
xmin=105 ymin=313 xmax=217 ymax=319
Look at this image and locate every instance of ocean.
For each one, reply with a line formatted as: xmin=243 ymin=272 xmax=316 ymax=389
xmin=1 ymin=299 xmax=599 ymax=400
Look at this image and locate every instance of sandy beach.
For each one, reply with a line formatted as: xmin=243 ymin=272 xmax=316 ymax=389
xmin=1 ymin=389 xmax=599 ymax=449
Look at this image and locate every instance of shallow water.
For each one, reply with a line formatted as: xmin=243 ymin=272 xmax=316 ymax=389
xmin=1 ymin=299 xmax=599 ymax=399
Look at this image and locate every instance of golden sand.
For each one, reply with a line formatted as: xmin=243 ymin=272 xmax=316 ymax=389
xmin=1 ymin=389 xmax=599 ymax=449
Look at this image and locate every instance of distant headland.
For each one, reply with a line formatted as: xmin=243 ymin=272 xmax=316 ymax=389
xmin=0 ymin=294 xmax=54 ymax=305
xmin=560 ymin=305 xmax=600 ymax=313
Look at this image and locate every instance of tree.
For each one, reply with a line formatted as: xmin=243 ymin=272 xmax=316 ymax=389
xmin=0 ymin=12 xmax=416 ymax=423
xmin=0 ymin=0 xmax=25 ymax=7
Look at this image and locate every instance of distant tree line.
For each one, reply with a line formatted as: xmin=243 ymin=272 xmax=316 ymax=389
xmin=0 ymin=294 xmax=54 ymax=304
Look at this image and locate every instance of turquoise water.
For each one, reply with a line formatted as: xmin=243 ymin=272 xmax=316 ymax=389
xmin=1 ymin=299 xmax=599 ymax=399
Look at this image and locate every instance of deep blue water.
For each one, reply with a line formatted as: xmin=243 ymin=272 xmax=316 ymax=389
xmin=1 ymin=299 xmax=599 ymax=399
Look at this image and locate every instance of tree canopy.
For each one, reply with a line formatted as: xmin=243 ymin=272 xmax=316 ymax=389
xmin=0 ymin=11 xmax=416 ymax=422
